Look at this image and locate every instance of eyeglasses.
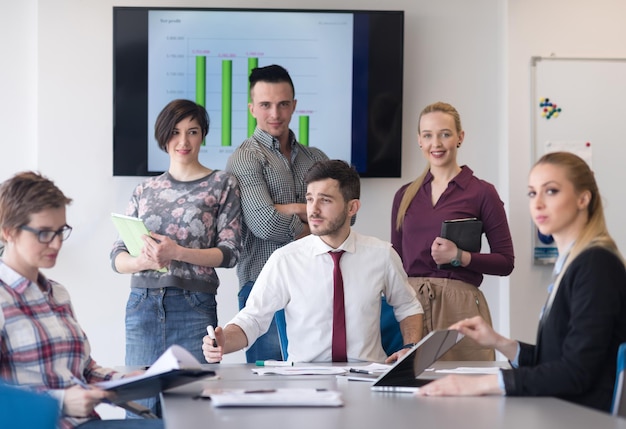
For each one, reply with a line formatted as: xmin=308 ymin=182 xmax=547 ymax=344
xmin=19 ymin=224 xmax=73 ymax=244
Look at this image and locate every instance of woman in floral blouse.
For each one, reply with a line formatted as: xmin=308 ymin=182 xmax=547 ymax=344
xmin=111 ymin=99 xmax=242 ymax=417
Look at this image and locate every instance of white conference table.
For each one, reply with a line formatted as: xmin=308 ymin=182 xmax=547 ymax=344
xmin=160 ymin=361 xmax=626 ymax=429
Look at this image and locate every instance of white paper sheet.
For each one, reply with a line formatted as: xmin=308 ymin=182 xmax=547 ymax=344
xmin=204 ymin=388 xmax=343 ymax=407
xmin=434 ymin=367 xmax=502 ymax=374
xmin=252 ymin=367 xmax=348 ymax=376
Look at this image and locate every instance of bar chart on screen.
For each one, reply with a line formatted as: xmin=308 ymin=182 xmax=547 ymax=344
xmin=147 ymin=10 xmax=354 ymax=172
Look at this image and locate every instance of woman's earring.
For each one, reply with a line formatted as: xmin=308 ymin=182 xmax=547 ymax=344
xmin=457 ymin=142 xmax=461 ymax=148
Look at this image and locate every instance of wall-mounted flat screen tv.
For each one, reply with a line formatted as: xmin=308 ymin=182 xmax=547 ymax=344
xmin=113 ymin=7 xmax=404 ymax=177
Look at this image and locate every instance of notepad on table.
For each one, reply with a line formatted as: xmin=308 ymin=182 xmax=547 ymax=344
xmin=110 ymin=213 xmax=167 ymax=273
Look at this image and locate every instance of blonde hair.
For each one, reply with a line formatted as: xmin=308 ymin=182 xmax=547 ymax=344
xmin=533 ymin=152 xmax=623 ymax=272
xmin=395 ymin=102 xmax=463 ymax=230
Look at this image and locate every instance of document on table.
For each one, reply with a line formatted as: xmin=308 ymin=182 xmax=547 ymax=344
xmin=347 ymin=363 xmax=391 ymax=374
xmin=336 ymin=363 xmax=392 ymax=382
xmin=203 ymin=388 xmax=343 ymax=407
xmin=434 ymin=367 xmax=502 ymax=374
xmin=252 ymin=367 xmax=348 ymax=376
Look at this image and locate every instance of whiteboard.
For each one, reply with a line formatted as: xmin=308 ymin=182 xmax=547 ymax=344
xmin=531 ymin=57 xmax=626 ymax=263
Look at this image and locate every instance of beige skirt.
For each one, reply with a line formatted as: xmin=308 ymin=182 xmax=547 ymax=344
xmin=408 ymin=277 xmax=495 ymax=361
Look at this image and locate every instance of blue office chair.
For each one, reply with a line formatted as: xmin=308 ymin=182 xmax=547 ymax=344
xmin=380 ymin=295 xmax=404 ymax=355
xmin=276 ymin=309 xmax=289 ymax=360
xmin=0 ymin=382 xmax=59 ymax=428
xmin=611 ymin=342 xmax=626 ymax=417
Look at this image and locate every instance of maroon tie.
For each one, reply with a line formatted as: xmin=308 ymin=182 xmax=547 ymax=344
xmin=329 ymin=250 xmax=347 ymax=362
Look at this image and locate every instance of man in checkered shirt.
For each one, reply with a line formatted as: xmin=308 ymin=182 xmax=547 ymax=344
xmin=226 ymin=64 xmax=328 ymax=363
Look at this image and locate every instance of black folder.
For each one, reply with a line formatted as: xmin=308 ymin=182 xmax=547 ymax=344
xmin=99 ymin=368 xmax=216 ymax=404
xmin=94 ymin=345 xmax=216 ymax=404
xmin=438 ymin=218 xmax=483 ymax=269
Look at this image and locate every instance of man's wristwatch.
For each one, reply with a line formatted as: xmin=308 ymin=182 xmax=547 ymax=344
xmin=450 ymin=248 xmax=463 ymax=267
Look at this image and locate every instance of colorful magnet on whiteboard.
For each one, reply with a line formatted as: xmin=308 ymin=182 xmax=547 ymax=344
xmin=539 ymin=97 xmax=561 ymax=120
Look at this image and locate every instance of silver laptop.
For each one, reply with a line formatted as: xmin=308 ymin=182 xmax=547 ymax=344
xmin=371 ymin=329 xmax=464 ymax=393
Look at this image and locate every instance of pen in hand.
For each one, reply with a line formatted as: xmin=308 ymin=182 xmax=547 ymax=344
xmin=206 ymin=325 xmax=218 ymax=347
xmin=70 ymin=375 xmax=91 ymax=389
xmin=70 ymin=375 xmax=113 ymax=405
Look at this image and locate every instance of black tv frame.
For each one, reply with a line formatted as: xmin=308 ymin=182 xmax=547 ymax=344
xmin=113 ymin=7 xmax=404 ymax=178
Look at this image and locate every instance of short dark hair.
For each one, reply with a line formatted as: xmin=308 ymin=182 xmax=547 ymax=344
xmin=0 ymin=171 xmax=72 ymax=239
xmin=305 ymin=160 xmax=360 ymax=202
xmin=249 ymin=64 xmax=295 ymax=98
xmin=154 ymin=99 xmax=210 ymax=152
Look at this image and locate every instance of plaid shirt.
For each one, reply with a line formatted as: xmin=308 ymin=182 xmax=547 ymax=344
xmin=226 ymin=128 xmax=328 ymax=287
xmin=0 ymin=260 xmax=119 ymax=429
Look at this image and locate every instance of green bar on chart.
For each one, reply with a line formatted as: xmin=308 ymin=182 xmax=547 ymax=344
xmin=247 ymin=57 xmax=259 ymax=137
xmin=221 ymin=60 xmax=232 ymax=147
xmin=299 ymin=116 xmax=309 ymax=147
xmin=195 ymin=56 xmax=206 ymax=107
xmin=195 ymin=56 xmax=206 ymax=145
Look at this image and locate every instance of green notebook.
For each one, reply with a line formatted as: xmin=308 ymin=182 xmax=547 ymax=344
xmin=111 ymin=213 xmax=167 ymax=273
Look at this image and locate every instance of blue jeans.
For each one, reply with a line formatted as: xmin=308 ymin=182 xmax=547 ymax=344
xmin=238 ymin=281 xmax=285 ymax=362
xmin=125 ymin=287 xmax=217 ymax=418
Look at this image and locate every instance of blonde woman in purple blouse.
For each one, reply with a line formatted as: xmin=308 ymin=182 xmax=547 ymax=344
xmin=391 ymin=102 xmax=514 ymax=361
xmin=111 ymin=99 xmax=242 ymax=417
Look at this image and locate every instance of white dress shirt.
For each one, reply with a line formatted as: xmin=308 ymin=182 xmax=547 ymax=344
xmin=228 ymin=230 xmax=423 ymax=362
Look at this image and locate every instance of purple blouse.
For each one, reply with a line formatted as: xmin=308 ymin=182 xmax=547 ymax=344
xmin=391 ymin=166 xmax=514 ymax=287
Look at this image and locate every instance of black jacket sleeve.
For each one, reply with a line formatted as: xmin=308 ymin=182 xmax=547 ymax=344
xmin=501 ymin=247 xmax=626 ymax=411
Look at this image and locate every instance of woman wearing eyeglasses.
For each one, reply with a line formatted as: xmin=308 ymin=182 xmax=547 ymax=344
xmin=0 ymin=171 xmax=163 ymax=429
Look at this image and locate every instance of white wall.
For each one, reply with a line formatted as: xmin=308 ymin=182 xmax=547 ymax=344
xmin=0 ymin=0 xmax=37 ymax=176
